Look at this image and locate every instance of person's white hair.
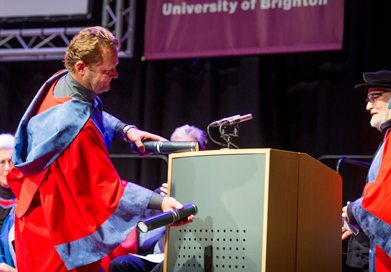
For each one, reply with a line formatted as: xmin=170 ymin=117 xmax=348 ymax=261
xmin=0 ymin=133 xmax=14 ymax=150
xmin=170 ymin=124 xmax=207 ymax=149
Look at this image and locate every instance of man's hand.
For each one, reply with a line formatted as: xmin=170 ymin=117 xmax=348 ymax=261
xmin=342 ymin=226 xmax=352 ymax=240
xmin=341 ymin=203 xmax=358 ymax=239
xmin=159 ymin=183 xmax=168 ymax=196
xmin=125 ymin=127 xmax=167 ymax=153
xmin=342 ymin=204 xmax=350 ymax=240
xmin=161 ymin=196 xmax=183 ymax=212
xmin=161 ymin=196 xmax=194 ymax=226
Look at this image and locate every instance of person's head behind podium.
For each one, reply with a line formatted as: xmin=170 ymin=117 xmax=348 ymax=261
xmin=170 ymin=124 xmax=207 ymax=150
xmin=355 ymin=70 xmax=391 ymax=131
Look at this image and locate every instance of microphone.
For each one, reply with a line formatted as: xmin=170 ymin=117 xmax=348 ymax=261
xmin=131 ymin=141 xmax=199 ymax=154
xmin=137 ymin=203 xmax=198 ymax=233
xmin=209 ymin=113 xmax=253 ymax=127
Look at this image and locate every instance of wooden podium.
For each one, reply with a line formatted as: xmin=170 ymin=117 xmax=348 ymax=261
xmin=163 ymin=148 xmax=342 ymax=272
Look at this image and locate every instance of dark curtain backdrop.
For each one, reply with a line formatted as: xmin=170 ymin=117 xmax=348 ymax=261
xmin=1 ymin=0 xmax=391 ymax=199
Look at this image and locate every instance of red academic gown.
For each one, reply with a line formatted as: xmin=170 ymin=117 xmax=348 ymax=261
xmin=7 ymin=72 xmax=151 ymax=271
xmin=362 ymin=130 xmax=391 ymax=271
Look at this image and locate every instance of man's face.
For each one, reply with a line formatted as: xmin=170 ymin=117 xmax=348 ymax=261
xmin=83 ymin=47 xmax=119 ymax=94
xmin=366 ymin=87 xmax=391 ymax=130
xmin=0 ymin=148 xmax=12 ymax=188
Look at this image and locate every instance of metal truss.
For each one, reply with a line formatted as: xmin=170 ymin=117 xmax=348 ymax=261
xmin=0 ymin=0 xmax=136 ymax=61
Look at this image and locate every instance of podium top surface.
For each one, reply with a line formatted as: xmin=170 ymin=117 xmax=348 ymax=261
xmin=169 ymin=148 xmax=305 ymax=159
xmin=168 ymin=148 xmax=341 ymax=175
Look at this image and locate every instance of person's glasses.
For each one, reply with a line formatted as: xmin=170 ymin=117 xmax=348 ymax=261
xmin=366 ymin=92 xmax=386 ymax=104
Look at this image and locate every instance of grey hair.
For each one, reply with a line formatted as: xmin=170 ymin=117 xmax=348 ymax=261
xmin=170 ymin=124 xmax=207 ymax=149
xmin=0 ymin=134 xmax=14 ymax=150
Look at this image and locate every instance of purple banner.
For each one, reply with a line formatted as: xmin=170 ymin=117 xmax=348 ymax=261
xmin=144 ymin=0 xmax=344 ymax=60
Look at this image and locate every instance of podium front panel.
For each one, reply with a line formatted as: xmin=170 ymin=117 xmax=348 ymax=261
xmin=165 ymin=152 xmax=267 ymax=272
xmin=163 ymin=149 xmax=342 ymax=272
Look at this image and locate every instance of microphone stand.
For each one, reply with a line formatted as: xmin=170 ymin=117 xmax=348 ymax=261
xmin=206 ymin=122 xmax=240 ymax=149
xmin=219 ymin=123 xmax=240 ymax=149
xmin=207 ymin=113 xmax=252 ymax=149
